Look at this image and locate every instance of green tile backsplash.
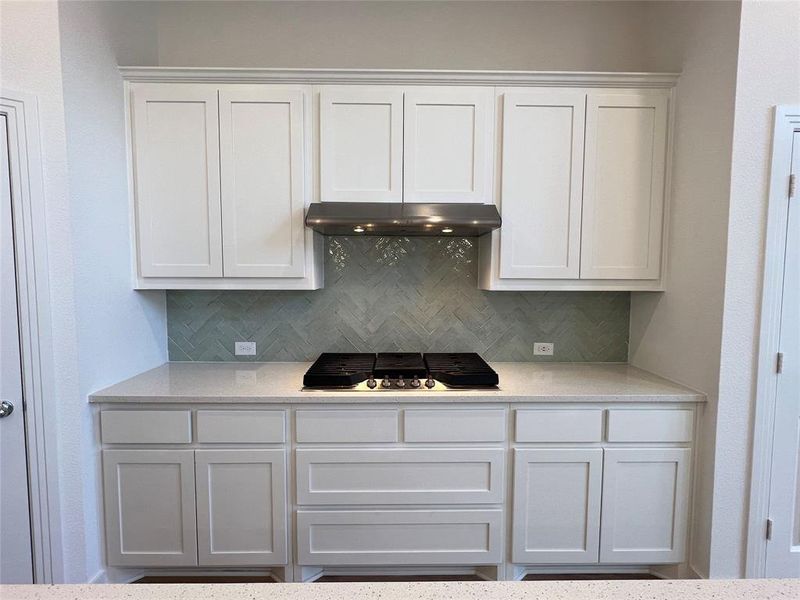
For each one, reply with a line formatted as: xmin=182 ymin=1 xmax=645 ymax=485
xmin=167 ymin=237 xmax=630 ymax=362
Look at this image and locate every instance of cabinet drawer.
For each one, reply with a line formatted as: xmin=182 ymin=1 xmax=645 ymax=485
xmin=296 ymin=509 xmax=502 ymax=565
xmin=295 ymin=409 xmax=398 ymax=443
xmin=404 ymin=409 xmax=506 ymax=442
xmin=101 ymin=410 xmax=192 ymax=444
xmin=606 ymin=409 xmax=694 ymax=443
xmin=296 ymin=448 xmax=504 ymax=505
xmin=515 ymin=409 xmax=603 ymax=443
xmin=196 ymin=410 xmax=285 ymax=443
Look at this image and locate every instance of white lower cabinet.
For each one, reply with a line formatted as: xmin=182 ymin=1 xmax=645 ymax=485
xmin=103 ymin=450 xmax=198 ymax=567
xmin=296 ymin=509 xmax=503 ymax=566
xmin=512 ymin=448 xmax=602 ymax=564
xmin=195 ymin=449 xmax=287 ymax=566
xmin=599 ymin=447 xmax=691 ymax=564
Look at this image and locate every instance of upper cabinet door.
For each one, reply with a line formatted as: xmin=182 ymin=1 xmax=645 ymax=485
xmin=499 ymin=91 xmax=585 ymax=279
xmin=403 ymin=86 xmax=494 ymax=203
xmin=580 ymin=91 xmax=669 ymax=280
xmin=131 ymin=83 xmax=222 ymax=277
xmin=319 ymin=87 xmax=403 ymax=202
xmin=219 ymin=87 xmax=307 ymax=278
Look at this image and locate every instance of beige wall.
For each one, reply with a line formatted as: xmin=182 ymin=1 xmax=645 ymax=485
xmin=630 ymin=0 xmax=741 ymax=578
xmin=712 ymin=0 xmax=800 ymax=577
xmin=151 ymin=0 xmax=652 ymax=71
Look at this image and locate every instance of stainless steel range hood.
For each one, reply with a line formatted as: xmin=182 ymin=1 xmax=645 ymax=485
xmin=305 ymin=202 xmax=501 ymax=236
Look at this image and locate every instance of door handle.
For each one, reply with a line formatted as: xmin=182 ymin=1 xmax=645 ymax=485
xmin=0 ymin=400 xmax=14 ymax=418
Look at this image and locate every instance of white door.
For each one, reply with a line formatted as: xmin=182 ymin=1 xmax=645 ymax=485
xmin=403 ymin=86 xmax=493 ymax=203
xmin=581 ymin=91 xmax=669 ymax=280
xmin=219 ymin=87 xmax=307 ymax=278
xmin=0 ymin=114 xmax=34 ymax=584
xmin=499 ymin=90 xmax=585 ymax=279
xmin=512 ymin=448 xmax=602 ymax=564
xmin=130 ymin=83 xmax=222 ymax=277
xmin=766 ymin=130 xmax=800 ymax=578
xmin=102 ymin=449 xmax=197 ymax=567
xmin=319 ymin=87 xmax=403 ymax=202
xmin=195 ymin=449 xmax=287 ymax=566
xmin=600 ymin=447 xmax=690 ymax=564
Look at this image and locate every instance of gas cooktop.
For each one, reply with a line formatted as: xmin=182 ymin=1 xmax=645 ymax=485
xmin=302 ymin=352 xmax=499 ymax=391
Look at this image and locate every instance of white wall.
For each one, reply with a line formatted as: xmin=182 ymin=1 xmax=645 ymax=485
xmin=630 ymin=0 xmax=741 ymax=578
xmin=153 ymin=0 xmax=651 ymax=71
xmin=0 ymin=0 xmax=74 ymax=582
xmin=57 ymin=0 xmax=166 ymax=583
xmin=711 ymin=0 xmax=800 ymax=577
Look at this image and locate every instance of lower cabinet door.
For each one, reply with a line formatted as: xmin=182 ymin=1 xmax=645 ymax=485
xmin=296 ymin=509 xmax=503 ymax=566
xmin=195 ymin=449 xmax=287 ymax=566
xmin=512 ymin=448 xmax=602 ymax=564
xmin=600 ymin=447 xmax=691 ymax=564
xmin=103 ymin=449 xmax=197 ymax=567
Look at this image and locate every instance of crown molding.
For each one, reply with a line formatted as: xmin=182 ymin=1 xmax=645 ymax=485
xmin=118 ymin=67 xmax=680 ymax=88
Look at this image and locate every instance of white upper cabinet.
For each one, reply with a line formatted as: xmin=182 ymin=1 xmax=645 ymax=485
xmin=403 ymin=86 xmax=493 ymax=203
xmin=131 ymin=83 xmax=222 ymax=278
xmin=580 ymin=91 xmax=669 ymax=280
xmin=319 ymin=87 xmax=403 ymax=202
xmin=499 ymin=90 xmax=585 ymax=279
xmin=219 ymin=87 xmax=307 ymax=278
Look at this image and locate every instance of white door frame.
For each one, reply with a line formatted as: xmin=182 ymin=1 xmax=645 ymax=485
xmin=0 ymin=90 xmax=63 ymax=583
xmin=746 ymin=105 xmax=800 ymax=578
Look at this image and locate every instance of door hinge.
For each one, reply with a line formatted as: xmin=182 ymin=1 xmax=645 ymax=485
xmin=790 ymin=174 xmax=796 ymax=199
xmin=766 ymin=518 xmax=774 ymax=541
xmin=777 ymin=352 xmax=784 ymax=374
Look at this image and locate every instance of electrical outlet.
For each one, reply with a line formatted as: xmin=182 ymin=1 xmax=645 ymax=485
xmin=534 ymin=342 xmax=554 ymax=356
xmin=235 ymin=341 xmax=257 ymax=356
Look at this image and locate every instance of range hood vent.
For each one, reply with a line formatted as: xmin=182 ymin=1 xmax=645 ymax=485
xmin=305 ymin=202 xmax=501 ymax=237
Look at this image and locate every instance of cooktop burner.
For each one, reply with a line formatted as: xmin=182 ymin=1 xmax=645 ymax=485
xmin=303 ymin=352 xmax=499 ymax=391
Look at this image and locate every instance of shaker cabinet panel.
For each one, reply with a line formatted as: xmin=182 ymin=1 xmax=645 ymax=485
xmin=130 ymin=83 xmax=222 ymax=278
xmin=403 ymin=86 xmax=493 ymax=203
xmin=103 ymin=449 xmax=197 ymax=567
xmin=499 ymin=91 xmax=585 ymax=279
xmin=600 ymin=447 xmax=690 ymax=564
xmin=195 ymin=449 xmax=288 ymax=566
xmin=219 ymin=87 xmax=308 ymax=278
xmin=581 ymin=92 xmax=669 ymax=280
xmin=319 ymin=87 xmax=403 ymax=202
xmin=512 ymin=448 xmax=602 ymax=564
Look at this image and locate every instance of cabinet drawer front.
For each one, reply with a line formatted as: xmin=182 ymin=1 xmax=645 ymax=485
xmin=295 ymin=409 xmax=398 ymax=443
xmin=296 ymin=509 xmax=502 ymax=565
xmin=606 ymin=409 xmax=693 ymax=443
xmin=404 ymin=409 xmax=506 ymax=442
xmin=101 ymin=410 xmax=192 ymax=444
xmin=296 ymin=448 xmax=504 ymax=505
xmin=515 ymin=409 xmax=603 ymax=442
xmin=196 ymin=410 xmax=285 ymax=443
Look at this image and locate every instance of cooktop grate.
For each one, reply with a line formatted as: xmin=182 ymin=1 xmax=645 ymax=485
xmin=424 ymin=352 xmax=500 ymax=387
xmin=302 ymin=352 xmax=376 ymax=388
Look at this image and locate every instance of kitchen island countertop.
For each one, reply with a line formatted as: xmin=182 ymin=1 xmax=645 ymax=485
xmin=1 ymin=579 xmax=797 ymax=600
xmin=89 ymin=361 xmax=704 ymax=404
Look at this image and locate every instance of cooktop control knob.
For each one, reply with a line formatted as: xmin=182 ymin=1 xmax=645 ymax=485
xmin=380 ymin=376 xmax=392 ymax=389
xmin=410 ymin=375 xmax=421 ymax=388
xmin=396 ymin=375 xmax=406 ymax=388
xmin=425 ymin=377 xmax=435 ymax=389
xmin=366 ymin=377 xmax=377 ymax=389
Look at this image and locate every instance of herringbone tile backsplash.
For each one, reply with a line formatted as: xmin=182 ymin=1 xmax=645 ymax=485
xmin=167 ymin=237 xmax=630 ymax=362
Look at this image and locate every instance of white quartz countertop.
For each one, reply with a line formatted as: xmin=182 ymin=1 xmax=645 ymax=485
xmin=89 ymin=361 xmax=704 ymax=404
xmin=2 ymin=580 xmax=796 ymax=600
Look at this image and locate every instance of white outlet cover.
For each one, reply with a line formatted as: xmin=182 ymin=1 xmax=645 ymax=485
xmin=534 ymin=342 xmax=554 ymax=356
xmin=235 ymin=341 xmax=257 ymax=356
